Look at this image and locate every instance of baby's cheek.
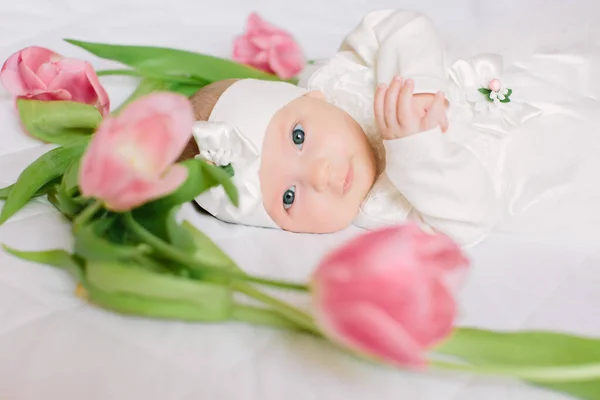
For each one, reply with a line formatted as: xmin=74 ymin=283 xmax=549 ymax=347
xmin=302 ymin=193 xmax=354 ymax=230
xmin=293 ymin=192 xmax=326 ymax=224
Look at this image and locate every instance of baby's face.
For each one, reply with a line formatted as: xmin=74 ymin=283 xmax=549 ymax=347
xmin=259 ymin=91 xmax=377 ymax=233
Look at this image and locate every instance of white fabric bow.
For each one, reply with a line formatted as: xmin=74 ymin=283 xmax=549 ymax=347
xmin=448 ymin=53 xmax=542 ymax=135
xmin=190 ymin=119 xmax=279 ymax=229
xmin=192 ymin=120 xmax=260 ymax=167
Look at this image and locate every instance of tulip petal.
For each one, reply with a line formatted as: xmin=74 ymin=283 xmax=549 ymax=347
xmin=0 ymin=51 xmax=27 ymax=95
xmin=20 ymin=46 xmax=62 ymax=71
xmin=424 ymin=280 xmax=457 ymax=345
xmin=36 ymin=63 xmax=59 ymax=86
xmin=418 ymin=232 xmax=470 ymax=273
xmin=250 ymin=52 xmax=271 ymax=73
xmin=79 ymin=117 xmax=135 ymax=201
xmin=234 ymin=13 xmax=303 ymax=79
xmin=51 ymin=59 xmax=99 ymax=103
xmin=250 ymin=35 xmax=278 ymax=49
xmin=311 ymin=223 xmax=467 ymax=369
xmin=104 ymin=164 xmax=188 ymax=211
xmin=0 ymin=46 xmax=62 ymax=96
xmin=79 ymin=93 xmax=194 ymax=212
xmin=0 ymin=69 xmax=27 ymax=95
xmin=268 ymin=48 xmax=304 ymax=79
xmin=113 ymin=114 xmax=174 ymax=175
xmin=317 ymin=302 xmax=427 ymax=368
xmin=117 ymin=92 xmax=195 ymax=167
xmin=29 ymin=89 xmax=72 ymax=101
xmin=233 ymin=36 xmax=263 ymax=61
xmin=18 ymin=59 xmax=46 ymax=92
xmin=246 ymin=12 xmax=287 ymax=36
xmin=82 ymin=61 xmax=110 ymax=116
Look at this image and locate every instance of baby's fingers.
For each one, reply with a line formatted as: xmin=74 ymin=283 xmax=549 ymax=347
xmin=423 ymin=92 xmax=448 ymax=132
xmin=397 ymin=78 xmax=415 ymax=119
xmin=385 ymin=76 xmax=403 ymax=128
xmin=434 ymin=92 xmax=449 ymax=132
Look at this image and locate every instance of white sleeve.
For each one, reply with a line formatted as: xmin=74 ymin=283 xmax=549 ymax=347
xmin=383 ymin=128 xmax=501 ymax=247
xmin=339 ymin=9 xmax=449 ymax=95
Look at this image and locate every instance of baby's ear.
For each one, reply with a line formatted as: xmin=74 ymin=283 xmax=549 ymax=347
xmin=304 ymin=90 xmax=326 ymax=100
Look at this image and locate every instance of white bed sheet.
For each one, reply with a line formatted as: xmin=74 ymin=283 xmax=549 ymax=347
xmin=1 ymin=0 xmax=600 ymax=399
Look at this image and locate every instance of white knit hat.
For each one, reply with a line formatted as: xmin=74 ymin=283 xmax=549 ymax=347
xmin=192 ymin=78 xmax=307 ymax=228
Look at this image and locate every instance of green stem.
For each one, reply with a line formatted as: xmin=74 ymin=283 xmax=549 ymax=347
xmin=73 ymin=199 xmax=103 ymax=231
xmin=233 ymin=282 xmax=322 ymax=336
xmin=232 ymin=304 xmax=307 ymax=331
xmin=122 ymin=213 xmax=309 ymax=292
xmin=430 ymin=360 xmax=600 ymax=383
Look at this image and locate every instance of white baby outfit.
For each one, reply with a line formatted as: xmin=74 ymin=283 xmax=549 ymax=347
xmin=297 ymin=9 xmax=542 ymax=247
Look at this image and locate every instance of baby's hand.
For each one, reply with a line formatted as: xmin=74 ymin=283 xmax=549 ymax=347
xmin=374 ymin=76 xmax=449 ymax=140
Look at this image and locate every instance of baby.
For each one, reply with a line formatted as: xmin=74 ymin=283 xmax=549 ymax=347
xmin=179 ymin=9 xmax=540 ymax=247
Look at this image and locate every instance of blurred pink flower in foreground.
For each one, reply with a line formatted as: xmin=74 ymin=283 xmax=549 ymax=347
xmin=233 ymin=12 xmax=305 ymax=79
xmin=311 ymin=223 xmax=470 ymax=368
xmin=0 ymin=46 xmax=110 ymax=116
xmin=79 ymin=92 xmax=194 ymax=211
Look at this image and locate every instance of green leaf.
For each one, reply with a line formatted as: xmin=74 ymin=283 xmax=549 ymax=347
xmin=85 ymin=260 xmax=233 ymax=317
xmin=17 ymin=99 xmax=101 ymax=145
xmin=164 ymin=209 xmax=238 ymax=272
xmin=136 ymin=158 xmax=238 ymax=215
xmin=478 ymin=88 xmax=492 ymax=94
xmin=166 ymin=81 xmax=207 ymax=97
xmin=543 ymin=381 xmax=600 ymax=400
xmin=181 ymin=220 xmax=237 ymax=271
xmin=506 ymin=88 xmax=513 ymax=97
xmin=74 ymin=217 xmax=151 ymax=262
xmin=436 ymin=328 xmax=600 ymax=400
xmin=64 ymin=39 xmax=292 ymax=84
xmin=0 ymin=177 xmax=61 ymax=200
xmin=82 ymin=281 xmax=232 ymax=322
xmin=60 ymin=184 xmax=83 ymax=216
xmin=103 ymin=214 xmax=136 ymax=246
xmin=97 ymin=68 xmax=203 ymax=85
xmin=165 ymin=207 xmax=196 ymax=252
xmin=61 ymin=157 xmax=82 ymax=197
xmin=0 ymin=185 xmax=12 ymax=200
xmin=46 ymin=185 xmax=87 ymax=219
xmin=130 ymin=159 xmax=238 ymax=242
xmin=112 ymin=78 xmax=207 ymax=116
xmin=46 ymin=185 xmax=64 ymax=215
xmin=2 ymin=245 xmax=83 ymax=280
xmin=499 ymin=98 xmax=511 ymax=103
xmin=0 ymin=144 xmax=87 ymax=224
xmin=112 ymin=78 xmax=170 ymax=115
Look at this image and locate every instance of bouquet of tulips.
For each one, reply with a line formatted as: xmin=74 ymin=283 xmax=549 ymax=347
xmin=0 ymin=14 xmax=599 ymax=400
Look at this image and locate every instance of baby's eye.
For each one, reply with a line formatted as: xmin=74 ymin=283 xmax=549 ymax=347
xmin=283 ymin=185 xmax=296 ymax=210
xmin=292 ymin=123 xmax=305 ymax=149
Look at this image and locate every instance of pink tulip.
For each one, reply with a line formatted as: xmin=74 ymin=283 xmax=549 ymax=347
xmin=79 ymin=92 xmax=194 ymax=211
xmin=0 ymin=46 xmax=110 ymax=116
xmin=311 ymin=223 xmax=469 ymax=368
xmin=233 ymin=12 xmax=305 ymax=80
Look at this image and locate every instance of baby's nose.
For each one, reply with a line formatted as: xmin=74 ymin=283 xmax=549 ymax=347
xmin=308 ymin=159 xmax=330 ymax=192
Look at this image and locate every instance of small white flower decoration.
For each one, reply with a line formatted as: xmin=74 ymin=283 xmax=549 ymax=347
xmin=466 ymin=78 xmax=514 ymax=115
xmin=449 ymin=54 xmax=542 ymax=134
